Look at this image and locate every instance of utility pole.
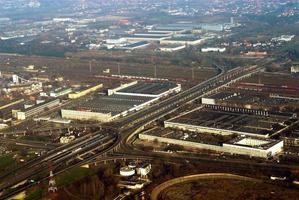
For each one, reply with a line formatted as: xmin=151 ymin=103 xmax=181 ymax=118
xmin=154 ymin=64 xmax=157 ymax=78
xmin=89 ymin=60 xmax=92 ymax=73
xmin=258 ymin=72 xmax=261 ymax=85
xmin=48 ymin=162 xmax=57 ymax=194
xmin=192 ymin=68 xmax=195 ymax=80
xmin=118 ymin=63 xmax=121 ymax=75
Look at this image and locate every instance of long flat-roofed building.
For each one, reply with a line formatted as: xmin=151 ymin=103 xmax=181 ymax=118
xmin=165 ymin=107 xmax=290 ymax=138
xmin=16 ymin=98 xmax=60 ymax=120
xmin=112 ymin=81 xmax=181 ymax=98
xmin=68 ymin=84 xmax=103 ymax=99
xmin=116 ymin=41 xmax=150 ymax=50
xmin=61 ymin=94 xmax=154 ymax=122
xmin=62 ymin=81 xmax=181 ymax=122
xmin=50 ymin=87 xmax=72 ymax=97
xmin=160 ymin=36 xmax=205 ymax=46
xmin=139 ymin=127 xmax=284 ymax=158
xmin=122 ymin=35 xmax=171 ymax=42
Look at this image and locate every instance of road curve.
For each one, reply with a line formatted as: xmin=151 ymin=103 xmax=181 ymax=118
xmin=150 ymin=173 xmax=260 ymax=200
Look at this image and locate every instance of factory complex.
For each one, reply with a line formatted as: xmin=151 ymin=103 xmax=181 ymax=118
xmin=98 ymin=21 xmax=233 ymax=52
xmin=61 ymin=81 xmax=181 ymax=122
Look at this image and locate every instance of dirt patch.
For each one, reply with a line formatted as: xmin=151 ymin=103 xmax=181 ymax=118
xmin=160 ymin=179 xmax=299 ymax=200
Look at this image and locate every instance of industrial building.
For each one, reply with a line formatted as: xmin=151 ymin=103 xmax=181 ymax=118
xmin=16 ymin=98 xmax=60 ymax=120
xmin=0 ymin=99 xmax=24 ymax=121
xmin=155 ymin=23 xmax=224 ymax=32
xmin=68 ymin=84 xmax=103 ymax=99
xmin=139 ymin=127 xmax=284 ymax=158
xmin=165 ymin=107 xmax=290 ymax=138
xmin=62 ymin=81 xmax=181 ymax=122
xmin=50 ymin=87 xmax=72 ymax=97
xmin=149 ymin=28 xmax=186 ymax=34
xmin=116 ymin=41 xmax=150 ymax=50
xmin=108 ymin=81 xmax=181 ymax=98
xmin=160 ymin=36 xmax=205 ymax=46
xmin=201 ymin=47 xmax=226 ymax=53
xmin=159 ymin=44 xmax=186 ymax=52
xmin=223 ymin=137 xmax=284 ymax=158
xmin=291 ymin=66 xmax=299 ymax=74
xmin=119 ymin=162 xmax=151 ymax=178
xmin=134 ymin=32 xmax=173 ymax=37
xmin=122 ymin=35 xmax=171 ymax=42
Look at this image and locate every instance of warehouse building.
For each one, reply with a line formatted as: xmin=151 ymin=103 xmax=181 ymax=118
xmin=223 ymin=137 xmax=284 ymax=158
xmin=16 ymin=98 xmax=60 ymax=120
xmin=201 ymin=92 xmax=239 ymax=105
xmin=116 ymin=41 xmax=150 ymax=51
xmin=68 ymin=84 xmax=103 ymax=99
xmin=50 ymin=87 xmax=72 ymax=97
xmin=139 ymin=127 xmax=284 ymax=158
xmin=134 ymin=32 xmax=173 ymax=37
xmin=61 ymin=94 xmax=155 ymax=122
xmin=165 ymin=107 xmax=289 ymax=138
xmin=109 ymin=81 xmax=181 ymax=98
xmin=159 ymin=44 xmax=186 ymax=52
xmin=122 ymin=35 xmax=171 ymax=42
xmin=201 ymin=47 xmax=226 ymax=53
xmin=160 ymin=36 xmax=205 ymax=46
xmin=62 ymin=81 xmax=181 ymax=122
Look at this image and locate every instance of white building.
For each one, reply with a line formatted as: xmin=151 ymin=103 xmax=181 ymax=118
xmin=16 ymin=99 xmax=60 ymax=120
xmin=120 ymin=167 xmax=135 ymax=177
xmin=60 ymin=136 xmax=75 ymax=144
xmin=159 ymin=45 xmax=186 ymax=52
xmin=291 ymin=66 xmax=299 ymax=74
xmin=160 ymin=37 xmax=204 ymax=46
xmin=139 ymin=129 xmax=284 ymax=158
xmin=272 ymin=35 xmax=295 ymax=42
xmin=201 ymin=47 xmax=226 ymax=53
xmin=136 ymin=163 xmax=152 ymax=178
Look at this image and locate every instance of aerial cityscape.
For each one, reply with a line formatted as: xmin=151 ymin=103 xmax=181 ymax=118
xmin=0 ymin=0 xmax=299 ymax=199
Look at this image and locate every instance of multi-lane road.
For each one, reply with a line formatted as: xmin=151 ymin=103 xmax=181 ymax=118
xmin=0 ymin=59 xmax=276 ymax=199
xmin=0 ymin=128 xmax=118 ymax=199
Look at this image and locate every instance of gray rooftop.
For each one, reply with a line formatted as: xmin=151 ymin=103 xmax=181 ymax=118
xmin=73 ymin=94 xmax=153 ymax=115
xmin=117 ymin=82 xmax=177 ymax=95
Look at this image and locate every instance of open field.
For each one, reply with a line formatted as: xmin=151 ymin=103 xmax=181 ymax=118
xmin=0 ymin=54 xmax=217 ymax=86
xmin=246 ymin=72 xmax=299 ymax=86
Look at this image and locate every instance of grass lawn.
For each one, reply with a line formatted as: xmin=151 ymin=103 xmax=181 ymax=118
xmin=0 ymin=154 xmax=16 ymax=173
xmin=56 ymin=167 xmax=91 ymax=187
xmin=20 ymin=135 xmax=51 ymax=142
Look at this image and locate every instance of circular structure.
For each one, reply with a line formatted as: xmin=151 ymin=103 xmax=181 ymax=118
xmin=120 ymin=166 xmax=135 ymax=177
xmin=128 ymin=161 xmax=137 ymax=169
xmin=151 ymin=173 xmax=299 ymax=200
xmin=150 ymin=173 xmax=259 ymax=200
